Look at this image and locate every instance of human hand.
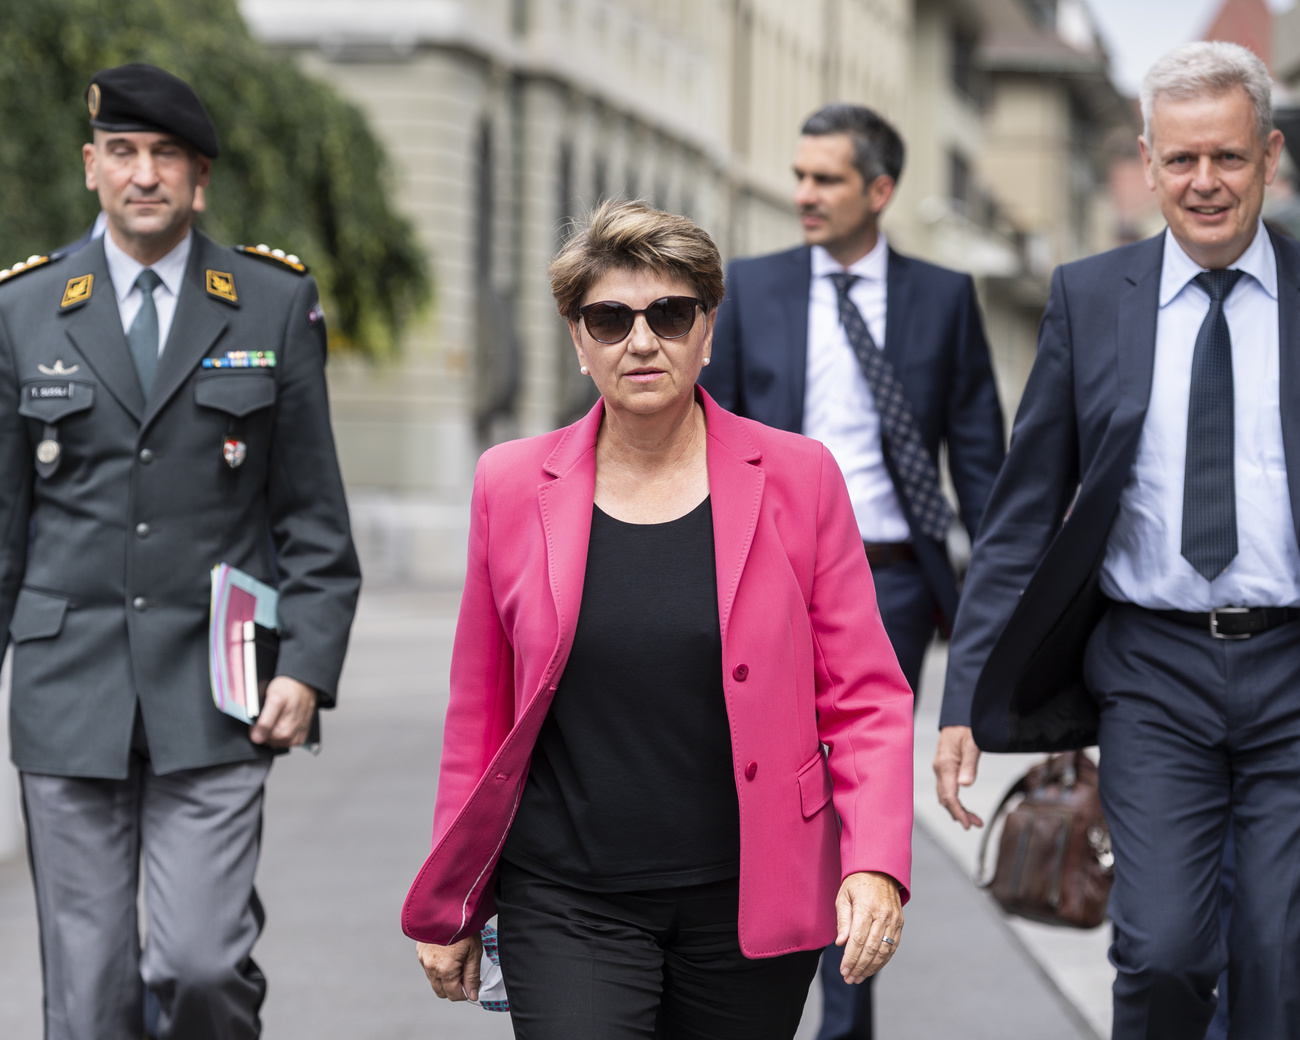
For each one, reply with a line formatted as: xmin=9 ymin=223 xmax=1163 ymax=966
xmin=249 ymin=677 xmax=317 ymax=747
xmin=834 ymin=871 xmax=904 ymax=982
xmin=417 ymin=936 xmax=483 ymax=1002
xmin=934 ymin=725 xmax=984 ymax=829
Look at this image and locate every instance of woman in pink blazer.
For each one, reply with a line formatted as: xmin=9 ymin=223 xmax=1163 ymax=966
xmin=404 ymin=201 xmax=914 ymax=1039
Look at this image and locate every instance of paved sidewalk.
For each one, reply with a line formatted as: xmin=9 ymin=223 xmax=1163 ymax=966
xmin=0 ymin=587 xmax=1100 ymax=1038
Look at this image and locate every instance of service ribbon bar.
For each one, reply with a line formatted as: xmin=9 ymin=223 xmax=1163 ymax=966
xmin=202 ymin=350 xmax=277 ymax=369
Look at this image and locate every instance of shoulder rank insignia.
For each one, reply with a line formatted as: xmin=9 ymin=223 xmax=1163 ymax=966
xmin=61 ymin=273 xmax=93 ymax=309
xmin=206 ymin=269 xmax=238 ymax=304
xmin=0 ymin=255 xmax=52 ymax=287
xmin=235 ymin=244 xmax=308 ymax=274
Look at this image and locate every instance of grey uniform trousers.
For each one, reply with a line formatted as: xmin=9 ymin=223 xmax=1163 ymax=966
xmin=21 ymin=753 xmax=272 ymax=1040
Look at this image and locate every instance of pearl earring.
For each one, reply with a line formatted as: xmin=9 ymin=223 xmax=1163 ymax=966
xmin=702 ymin=356 xmax=711 ymax=366
xmin=580 ymin=365 xmax=589 ymax=375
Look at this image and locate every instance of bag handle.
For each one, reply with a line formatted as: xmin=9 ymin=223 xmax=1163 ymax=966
xmin=975 ymin=770 xmax=1033 ymax=889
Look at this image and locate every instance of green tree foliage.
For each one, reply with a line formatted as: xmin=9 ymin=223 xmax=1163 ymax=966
xmin=0 ymin=0 xmax=429 ymax=356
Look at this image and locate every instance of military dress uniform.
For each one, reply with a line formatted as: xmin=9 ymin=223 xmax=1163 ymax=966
xmin=1 ymin=63 xmax=361 ymax=1040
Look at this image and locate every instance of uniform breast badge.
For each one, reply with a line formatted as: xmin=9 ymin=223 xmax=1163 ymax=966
xmin=223 ymin=436 xmax=247 ymax=469
xmin=38 ymin=360 xmax=80 ymax=376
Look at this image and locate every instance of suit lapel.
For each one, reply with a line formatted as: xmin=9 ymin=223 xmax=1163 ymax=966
xmin=779 ymin=248 xmax=812 ymax=432
xmin=1114 ymin=236 xmax=1164 ymax=429
xmin=142 ymin=232 xmax=229 ymax=431
xmin=61 ymin=238 xmax=145 ymax=422
xmin=1271 ymin=232 xmax=1300 ymax=544
xmin=700 ymin=391 xmax=764 ymax=639
xmin=1074 ymin=235 xmax=1163 ymax=531
xmin=884 ymin=248 xmax=911 ymax=368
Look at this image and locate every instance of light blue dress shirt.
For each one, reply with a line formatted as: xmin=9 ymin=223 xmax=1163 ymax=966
xmin=1101 ymin=224 xmax=1300 ymax=609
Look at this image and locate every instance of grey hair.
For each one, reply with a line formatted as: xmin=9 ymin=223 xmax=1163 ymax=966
xmin=1141 ymin=41 xmax=1273 ymax=147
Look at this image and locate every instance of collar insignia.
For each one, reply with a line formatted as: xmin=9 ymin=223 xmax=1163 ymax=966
xmin=38 ymin=359 xmax=80 ymax=376
xmin=206 ymin=269 xmax=238 ymax=304
xmin=60 ymin=273 xmax=93 ymax=309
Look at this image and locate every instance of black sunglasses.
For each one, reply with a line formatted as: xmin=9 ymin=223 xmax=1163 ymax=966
xmin=577 ymin=296 xmax=702 ymax=344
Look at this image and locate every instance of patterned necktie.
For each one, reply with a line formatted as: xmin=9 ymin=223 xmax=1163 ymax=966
xmin=828 ymin=272 xmax=954 ymax=541
xmin=1181 ymin=268 xmax=1244 ymax=582
xmin=127 ymin=268 xmax=163 ymax=394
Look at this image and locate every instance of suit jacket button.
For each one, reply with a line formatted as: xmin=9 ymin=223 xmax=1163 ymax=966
xmin=135 ymin=522 xmax=150 ymax=538
xmin=132 ymin=596 xmax=147 ymax=612
xmin=732 ymin=664 xmax=749 ymax=682
xmin=139 ymin=448 xmax=154 ymax=464
xmin=745 ymin=761 xmax=758 ymax=781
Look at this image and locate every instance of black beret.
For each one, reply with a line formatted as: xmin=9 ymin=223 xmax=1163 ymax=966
xmin=86 ymin=64 xmax=220 ymax=159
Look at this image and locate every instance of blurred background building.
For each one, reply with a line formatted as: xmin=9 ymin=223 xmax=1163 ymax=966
xmin=238 ymin=0 xmax=1133 ymax=584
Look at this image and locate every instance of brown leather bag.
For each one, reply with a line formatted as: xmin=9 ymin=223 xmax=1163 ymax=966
xmin=977 ymin=750 xmax=1115 ymax=928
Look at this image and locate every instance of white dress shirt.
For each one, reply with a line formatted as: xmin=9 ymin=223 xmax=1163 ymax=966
xmin=102 ymin=228 xmax=192 ymax=355
xmin=803 ymin=237 xmax=911 ymax=542
xmin=1101 ymin=224 xmax=1300 ymax=609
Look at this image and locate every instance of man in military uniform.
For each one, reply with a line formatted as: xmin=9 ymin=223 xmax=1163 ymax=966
xmin=0 ymin=64 xmax=361 ymax=1039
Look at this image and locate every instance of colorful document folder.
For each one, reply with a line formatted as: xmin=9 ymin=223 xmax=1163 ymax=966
xmin=209 ymin=563 xmax=280 ymax=723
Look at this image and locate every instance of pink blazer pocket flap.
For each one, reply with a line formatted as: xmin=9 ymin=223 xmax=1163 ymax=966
xmin=797 ymin=751 xmax=834 ymax=818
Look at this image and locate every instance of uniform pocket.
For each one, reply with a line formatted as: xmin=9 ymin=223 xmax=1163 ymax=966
xmin=18 ymin=381 xmax=95 ymax=423
xmin=194 ymin=372 xmax=277 ymax=416
xmin=9 ymin=588 xmax=70 ymax=643
xmin=797 ymin=750 xmax=834 ymax=818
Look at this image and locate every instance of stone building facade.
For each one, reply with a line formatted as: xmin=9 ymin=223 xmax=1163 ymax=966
xmin=239 ymin=0 xmax=1129 ymax=584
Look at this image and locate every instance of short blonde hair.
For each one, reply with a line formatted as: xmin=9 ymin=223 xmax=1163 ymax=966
xmin=549 ymin=199 xmax=725 ymax=321
xmin=1142 ymin=42 xmax=1273 ymax=147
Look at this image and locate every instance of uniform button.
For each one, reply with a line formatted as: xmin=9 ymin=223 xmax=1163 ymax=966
xmin=745 ymin=761 xmax=758 ymax=781
xmin=132 ymin=596 xmax=147 ymax=612
xmin=135 ymin=522 xmax=150 ymax=538
xmin=732 ymin=664 xmax=749 ymax=682
xmin=139 ymin=448 xmax=154 ymax=464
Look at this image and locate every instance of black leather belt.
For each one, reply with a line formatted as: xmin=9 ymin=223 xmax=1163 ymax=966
xmin=1148 ymin=606 xmax=1300 ymax=640
xmin=863 ymin=541 xmax=916 ymax=569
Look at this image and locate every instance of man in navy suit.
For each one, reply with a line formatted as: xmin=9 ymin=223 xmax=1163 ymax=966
xmin=700 ymin=103 xmax=1004 ymax=1040
xmin=936 ymin=42 xmax=1300 ymax=1038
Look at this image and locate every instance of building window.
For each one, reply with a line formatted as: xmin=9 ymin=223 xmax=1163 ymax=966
xmin=950 ymin=28 xmax=980 ymax=104
xmin=949 ymin=148 xmax=972 ymax=213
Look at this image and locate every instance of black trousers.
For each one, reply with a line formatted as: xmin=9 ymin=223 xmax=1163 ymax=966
xmin=495 ymin=861 xmax=820 ymax=1039
xmin=1086 ymin=604 xmax=1300 ymax=1039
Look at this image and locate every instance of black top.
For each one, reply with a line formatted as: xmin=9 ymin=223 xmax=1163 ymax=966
xmin=502 ymin=496 xmax=740 ymax=891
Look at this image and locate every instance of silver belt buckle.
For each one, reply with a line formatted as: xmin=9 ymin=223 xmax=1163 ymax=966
xmin=1210 ymin=607 xmax=1252 ymax=640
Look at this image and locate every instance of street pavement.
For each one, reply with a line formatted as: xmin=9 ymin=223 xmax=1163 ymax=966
xmin=0 ymin=585 xmax=1101 ymax=1038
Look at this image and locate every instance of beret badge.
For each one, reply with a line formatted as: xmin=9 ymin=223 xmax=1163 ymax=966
xmin=87 ymin=83 xmax=101 ymax=119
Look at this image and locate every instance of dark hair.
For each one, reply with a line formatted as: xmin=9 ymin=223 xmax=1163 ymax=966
xmin=800 ymin=103 xmax=905 ymax=186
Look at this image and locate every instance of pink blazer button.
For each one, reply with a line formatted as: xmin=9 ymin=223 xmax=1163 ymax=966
xmin=732 ymin=664 xmax=749 ymax=682
xmin=745 ymin=761 xmax=758 ymax=781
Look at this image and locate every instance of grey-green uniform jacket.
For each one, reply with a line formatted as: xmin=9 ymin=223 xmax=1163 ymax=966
xmin=0 ymin=231 xmax=361 ymax=779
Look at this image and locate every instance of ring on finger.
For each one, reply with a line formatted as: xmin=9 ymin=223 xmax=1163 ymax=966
xmin=881 ymin=935 xmax=896 ymax=946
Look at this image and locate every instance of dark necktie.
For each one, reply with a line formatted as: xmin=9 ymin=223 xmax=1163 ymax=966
xmin=1181 ymin=268 xmax=1244 ymax=582
xmin=127 ymin=268 xmax=163 ymax=394
xmin=828 ymin=272 xmax=954 ymax=541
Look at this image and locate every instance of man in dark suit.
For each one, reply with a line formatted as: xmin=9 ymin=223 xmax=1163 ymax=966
xmin=0 ymin=65 xmax=360 ymax=1039
xmin=700 ymin=103 xmax=1004 ymax=1040
xmin=936 ymin=42 xmax=1300 ymax=1038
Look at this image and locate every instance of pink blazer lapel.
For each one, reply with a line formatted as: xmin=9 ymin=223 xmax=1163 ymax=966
xmin=535 ymin=400 xmax=602 ymax=693
xmin=532 ymin=390 xmax=765 ymax=675
xmin=701 ymin=390 xmax=765 ymax=641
